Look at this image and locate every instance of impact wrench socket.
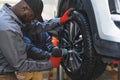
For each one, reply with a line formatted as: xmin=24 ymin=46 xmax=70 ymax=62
xmin=52 ymin=47 xmax=62 ymax=57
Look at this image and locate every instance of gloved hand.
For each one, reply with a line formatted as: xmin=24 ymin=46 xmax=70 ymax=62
xmin=61 ymin=48 xmax=68 ymax=55
xmin=60 ymin=8 xmax=74 ymax=24
xmin=52 ymin=47 xmax=62 ymax=57
xmin=52 ymin=47 xmax=68 ymax=56
xmin=62 ymin=49 xmax=78 ymax=56
xmin=49 ymin=56 xmax=62 ymax=68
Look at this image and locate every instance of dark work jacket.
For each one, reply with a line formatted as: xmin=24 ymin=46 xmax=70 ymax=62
xmin=23 ymin=35 xmax=53 ymax=60
xmin=22 ymin=20 xmax=56 ymax=60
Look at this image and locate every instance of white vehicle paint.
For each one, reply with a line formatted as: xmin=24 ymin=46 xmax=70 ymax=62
xmin=91 ymin=0 xmax=120 ymax=42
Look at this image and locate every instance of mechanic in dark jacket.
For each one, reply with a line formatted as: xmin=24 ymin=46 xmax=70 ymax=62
xmin=16 ymin=24 xmax=54 ymax=80
xmin=0 ymin=0 xmax=73 ymax=80
xmin=22 ymin=20 xmax=54 ymax=60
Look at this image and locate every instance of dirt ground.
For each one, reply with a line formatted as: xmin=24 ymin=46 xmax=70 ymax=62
xmin=42 ymin=66 xmax=118 ymax=80
xmin=97 ymin=65 xmax=118 ymax=80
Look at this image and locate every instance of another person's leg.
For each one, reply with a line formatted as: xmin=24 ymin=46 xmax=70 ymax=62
xmin=0 ymin=73 xmax=17 ymax=80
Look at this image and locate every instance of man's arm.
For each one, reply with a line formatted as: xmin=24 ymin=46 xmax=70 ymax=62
xmin=23 ymin=36 xmax=51 ymax=60
xmin=32 ymin=18 xmax=61 ymax=33
xmin=32 ymin=8 xmax=74 ymax=33
xmin=44 ymin=33 xmax=54 ymax=52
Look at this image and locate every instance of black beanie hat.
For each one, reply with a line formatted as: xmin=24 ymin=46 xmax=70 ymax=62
xmin=24 ymin=0 xmax=43 ymax=21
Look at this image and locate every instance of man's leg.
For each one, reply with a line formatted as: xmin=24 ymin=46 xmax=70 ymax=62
xmin=32 ymin=72 xmax=43 ymax=80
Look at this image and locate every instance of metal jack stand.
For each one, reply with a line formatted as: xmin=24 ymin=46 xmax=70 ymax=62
xmin=57 ymin=65 xmax=64 ymax=80
xmin=57 ymin=30 xmax=64 ymax=80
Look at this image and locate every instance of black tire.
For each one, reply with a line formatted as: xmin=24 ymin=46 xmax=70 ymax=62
xmin=91 ymin=54 xmax=107 ymax=80
xmin=59 ymin=11 xmax=107 ymax=80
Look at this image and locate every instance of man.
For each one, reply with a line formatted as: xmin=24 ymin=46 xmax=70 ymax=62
xmin=16 ymin=20 xmax=54 ymax=80
xmin=0 ymin=0 xmax=73 ymax=80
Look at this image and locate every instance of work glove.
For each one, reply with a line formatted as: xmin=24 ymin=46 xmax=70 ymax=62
xmin=60 ymin=8 xmax=74 ymax=24
xmin=52 ymin=47 xmax=68 ymax=56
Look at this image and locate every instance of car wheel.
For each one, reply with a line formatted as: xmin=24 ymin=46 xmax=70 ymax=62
xmin=59 ymin=10 xmax=107 ymax=80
